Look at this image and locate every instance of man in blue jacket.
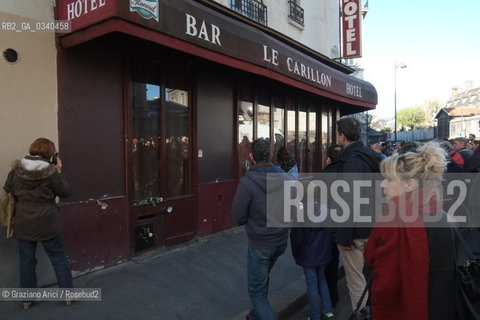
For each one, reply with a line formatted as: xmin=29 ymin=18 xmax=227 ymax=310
xmin=335 ymin=118 xmax=381 ymax=312
xmin=231 ymin=138 xmax=290 ymax=320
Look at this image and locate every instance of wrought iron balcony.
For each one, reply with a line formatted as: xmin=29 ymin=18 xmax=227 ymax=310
xmin=230 ymin=0 xmax=268 ymax=26
xmin=288 ymin=1 xmax=304 ymax=25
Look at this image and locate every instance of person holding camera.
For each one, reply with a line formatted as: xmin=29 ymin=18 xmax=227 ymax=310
xmin=3 ymin=138 xmax=72 ymax=309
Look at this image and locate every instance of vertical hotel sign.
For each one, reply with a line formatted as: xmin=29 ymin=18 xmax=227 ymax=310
xmin=342 ymin=0 xmax=362 ymax=58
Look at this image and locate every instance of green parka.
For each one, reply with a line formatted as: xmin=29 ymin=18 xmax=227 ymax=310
xmin=3 ymin=156 xmax=70 ymax=241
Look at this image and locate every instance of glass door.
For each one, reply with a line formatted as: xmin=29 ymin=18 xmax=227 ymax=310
xmin=129 ymin=59 xmax=195 ymax=250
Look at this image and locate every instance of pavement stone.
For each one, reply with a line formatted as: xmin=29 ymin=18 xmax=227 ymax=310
xmin=0 ymin=227 xmax=307 ymax=320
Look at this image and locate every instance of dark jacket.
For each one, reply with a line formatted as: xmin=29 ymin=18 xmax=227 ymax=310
xmin=290 ymin=227 xmax=333 ymax=267
xmin=336 ymin=140 xmax=381 ymax=246
xmin=3 ymin=157 xmax=70 ymax=241
xmin=323 ymin=162 xmax=341 ymax=173
xmin=231 ymin=162 xmax=290 ymax=249
xmin=425 ymin=227 xmax=458 ymax=320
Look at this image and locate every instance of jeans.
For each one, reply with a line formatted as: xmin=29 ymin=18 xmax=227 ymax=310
xmin=18 ymin=235 xmax=73 ymax=289
xmin=304 ymin=265 xmax=334 ymax=320
xmin=247 ymin=243 xmax=287 ymax=320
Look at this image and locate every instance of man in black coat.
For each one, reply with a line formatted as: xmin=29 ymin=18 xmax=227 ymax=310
xmin=335 ymin=117 xmax=381 ymax=311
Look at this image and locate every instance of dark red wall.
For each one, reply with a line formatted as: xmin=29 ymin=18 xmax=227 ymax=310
xmin=57 ymin=35 xmax=130 ymax=271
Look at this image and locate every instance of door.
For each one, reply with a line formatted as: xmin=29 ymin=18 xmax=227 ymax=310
xmin=129 ymin=58 xmax=195 ymax=251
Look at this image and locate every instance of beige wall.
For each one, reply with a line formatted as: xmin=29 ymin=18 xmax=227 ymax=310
xmin=0 ymin=2 xmax=58 ymax=185
xmin=0 ymin=1 xmax=58 ymax=287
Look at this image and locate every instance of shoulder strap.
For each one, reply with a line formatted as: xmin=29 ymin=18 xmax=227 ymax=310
xmin=353 ymin=274 xmax=372 ymax=313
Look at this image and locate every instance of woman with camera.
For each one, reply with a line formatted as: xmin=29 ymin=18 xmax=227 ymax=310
xmin=3 ymin=138 xmax=72 ymax=309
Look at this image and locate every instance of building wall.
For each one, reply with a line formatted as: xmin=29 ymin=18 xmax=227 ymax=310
xmin=449 ymin=116 xmax=480 ymax=138
xmin=0 ymin=0 xmax=58 ymax=287
xmin=210 ymin=0 xmax=340 ymax=58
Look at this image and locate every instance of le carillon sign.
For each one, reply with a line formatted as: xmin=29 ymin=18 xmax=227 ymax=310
xmin=57 ymin=0 xmax=377 ymax=107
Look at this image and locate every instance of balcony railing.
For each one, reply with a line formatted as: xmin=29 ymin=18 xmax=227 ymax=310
xmin=288 ymin=1 xmax=304 ymax=25
xmin=230 ymin=0 xmax=268 ymax=26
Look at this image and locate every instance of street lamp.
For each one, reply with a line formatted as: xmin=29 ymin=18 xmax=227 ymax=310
xmin=394 ymin=62 xmax=407 ymax=142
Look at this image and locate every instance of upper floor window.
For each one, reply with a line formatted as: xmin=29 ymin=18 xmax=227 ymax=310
xmin=231 ymin=0 xmax=268 ymax=26
xmin=288 ymin=0 xmax=304 ymax=25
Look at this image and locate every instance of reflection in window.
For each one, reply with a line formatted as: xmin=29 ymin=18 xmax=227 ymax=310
xmin=131 ymin=82 xmax=161 ymax=204
xmin=298 ymin=111 xmax=307 ymax=172
xmin=257 ymin=91 xmax=270 ymax=140
xmin=287 ymin=109 xmax=296 ymax=157
xmin=238 ymin=84 xmax=254 ymax=176
xmin=166 ymin=88 xmax=190 ymax=197
xmin=308 ymin=112 xmax=317 ymax=172
xmin=257 ymin=104 xmax=270 ymax=140
xmin=272 ymin=107 xmax=284 ymax=162
xmin=322 ymin=111 xmax=328 ymax=169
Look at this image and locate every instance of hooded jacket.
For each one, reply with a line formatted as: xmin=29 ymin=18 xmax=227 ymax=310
xmin=3 ymin=156 xmax=70 ymax=241
xmin=231 ymin=162 xmax=290 ymax=249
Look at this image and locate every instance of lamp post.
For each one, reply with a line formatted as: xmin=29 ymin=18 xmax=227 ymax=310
xmin=394 ymin=62 xmax=407 ymax=142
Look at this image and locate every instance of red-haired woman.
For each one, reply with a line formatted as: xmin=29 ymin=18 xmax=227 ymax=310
xmin=3 ymin=138 xmax=72 ymax=309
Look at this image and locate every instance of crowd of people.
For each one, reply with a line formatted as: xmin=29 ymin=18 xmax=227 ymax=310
xmin=232 ymin=118 xmax=479 ymax=320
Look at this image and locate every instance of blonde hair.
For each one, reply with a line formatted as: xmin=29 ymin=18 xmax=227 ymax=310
xmin=380 ymin=142 xmax=446 ymax=186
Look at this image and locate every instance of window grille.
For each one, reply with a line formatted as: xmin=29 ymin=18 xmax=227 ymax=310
xmin=230 ymin=0 xmax=268 ymax=26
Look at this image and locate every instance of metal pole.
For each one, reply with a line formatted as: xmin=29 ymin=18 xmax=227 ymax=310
xmin=394 ymin=63 xmax=397 ymax=142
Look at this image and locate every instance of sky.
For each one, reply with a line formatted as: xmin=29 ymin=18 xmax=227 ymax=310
xmin=358 ymin=0 xmax=480 ymax=120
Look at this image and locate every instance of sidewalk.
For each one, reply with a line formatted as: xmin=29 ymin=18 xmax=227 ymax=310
xmin=1 ymin=227 xmax=308 ymax=320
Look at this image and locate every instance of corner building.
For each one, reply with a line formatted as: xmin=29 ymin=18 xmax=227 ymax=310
xmin=55 ymin=0 xmax=377 ymax=273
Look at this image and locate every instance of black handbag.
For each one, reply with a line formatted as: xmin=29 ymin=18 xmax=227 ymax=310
xmin=453 ymin=227 xmax=480 ymax=319
xmin=349 ymin=277 xmax=372 ymax=320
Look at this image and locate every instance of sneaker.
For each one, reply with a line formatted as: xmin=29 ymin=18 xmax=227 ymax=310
xmin=323 ymin=313 xmax=335 ymax=320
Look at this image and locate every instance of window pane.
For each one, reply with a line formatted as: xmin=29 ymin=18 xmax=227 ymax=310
xmin=257 ymin=91 xmax=270 ymax=140
xmin=308 ymin=111 xmax=316 ymax=172
xmin=287 ymin=109 xmax=296 ymax=157
xmin=166 ymin=88 xmax=190 ymax=197
xmin=298 ymin=110 xmax=307 ymax=172
xmin=131 ymin=82 xmax=162 ymax=204
xmin=257 ymin=104 xmax=270 ymax=140
xmin=238 ymin=84 xmax=253 ymax=176
xmin=322 ymin=111 xmax=328 ymax=169
xmin=273 ymin=109 xmax=284 ymax=163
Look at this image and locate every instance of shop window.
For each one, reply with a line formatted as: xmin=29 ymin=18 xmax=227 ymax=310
xmin=238 ymin=82 xmax=254 ymax=176
xmin=257 ymin=90 xmax=270 ymax=140
xmin=272 ymin=93 xmax=285 ymax=163
xmin=131 ymin=59 xmax=192 ymax=203
xmin=298 ymin=109 xmax=307 ymax=172
xmin=308 ymin=111 xmax=317 ymax=172
xmin=286 ymin=102 xmax=296 ymax=157
xmin=322 ymin=110 xmax=329 ymax=169
xmin=131 ymin=80 xmax=162 ymax=204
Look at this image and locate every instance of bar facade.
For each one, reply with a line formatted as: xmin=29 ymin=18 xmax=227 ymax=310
xmin=55 ymin=0 xmax=377 ymax=273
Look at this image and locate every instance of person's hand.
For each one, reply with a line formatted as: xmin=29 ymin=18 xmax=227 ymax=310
xmin=55 ymin=158 xmax=63 ymax=173
xmin=339 ymin=245 xmax=352 ymax=251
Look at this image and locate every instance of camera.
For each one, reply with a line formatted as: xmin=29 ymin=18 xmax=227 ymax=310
xmin=51 ymin=152 xmax=59 ymax=165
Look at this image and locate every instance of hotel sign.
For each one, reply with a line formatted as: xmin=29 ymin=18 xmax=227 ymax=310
xmin=342 ymin=0 xmax=362 ymax=59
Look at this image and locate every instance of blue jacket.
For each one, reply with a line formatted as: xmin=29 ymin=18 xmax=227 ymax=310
xmin=290 ymin=227 xmax=333 ymax=267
